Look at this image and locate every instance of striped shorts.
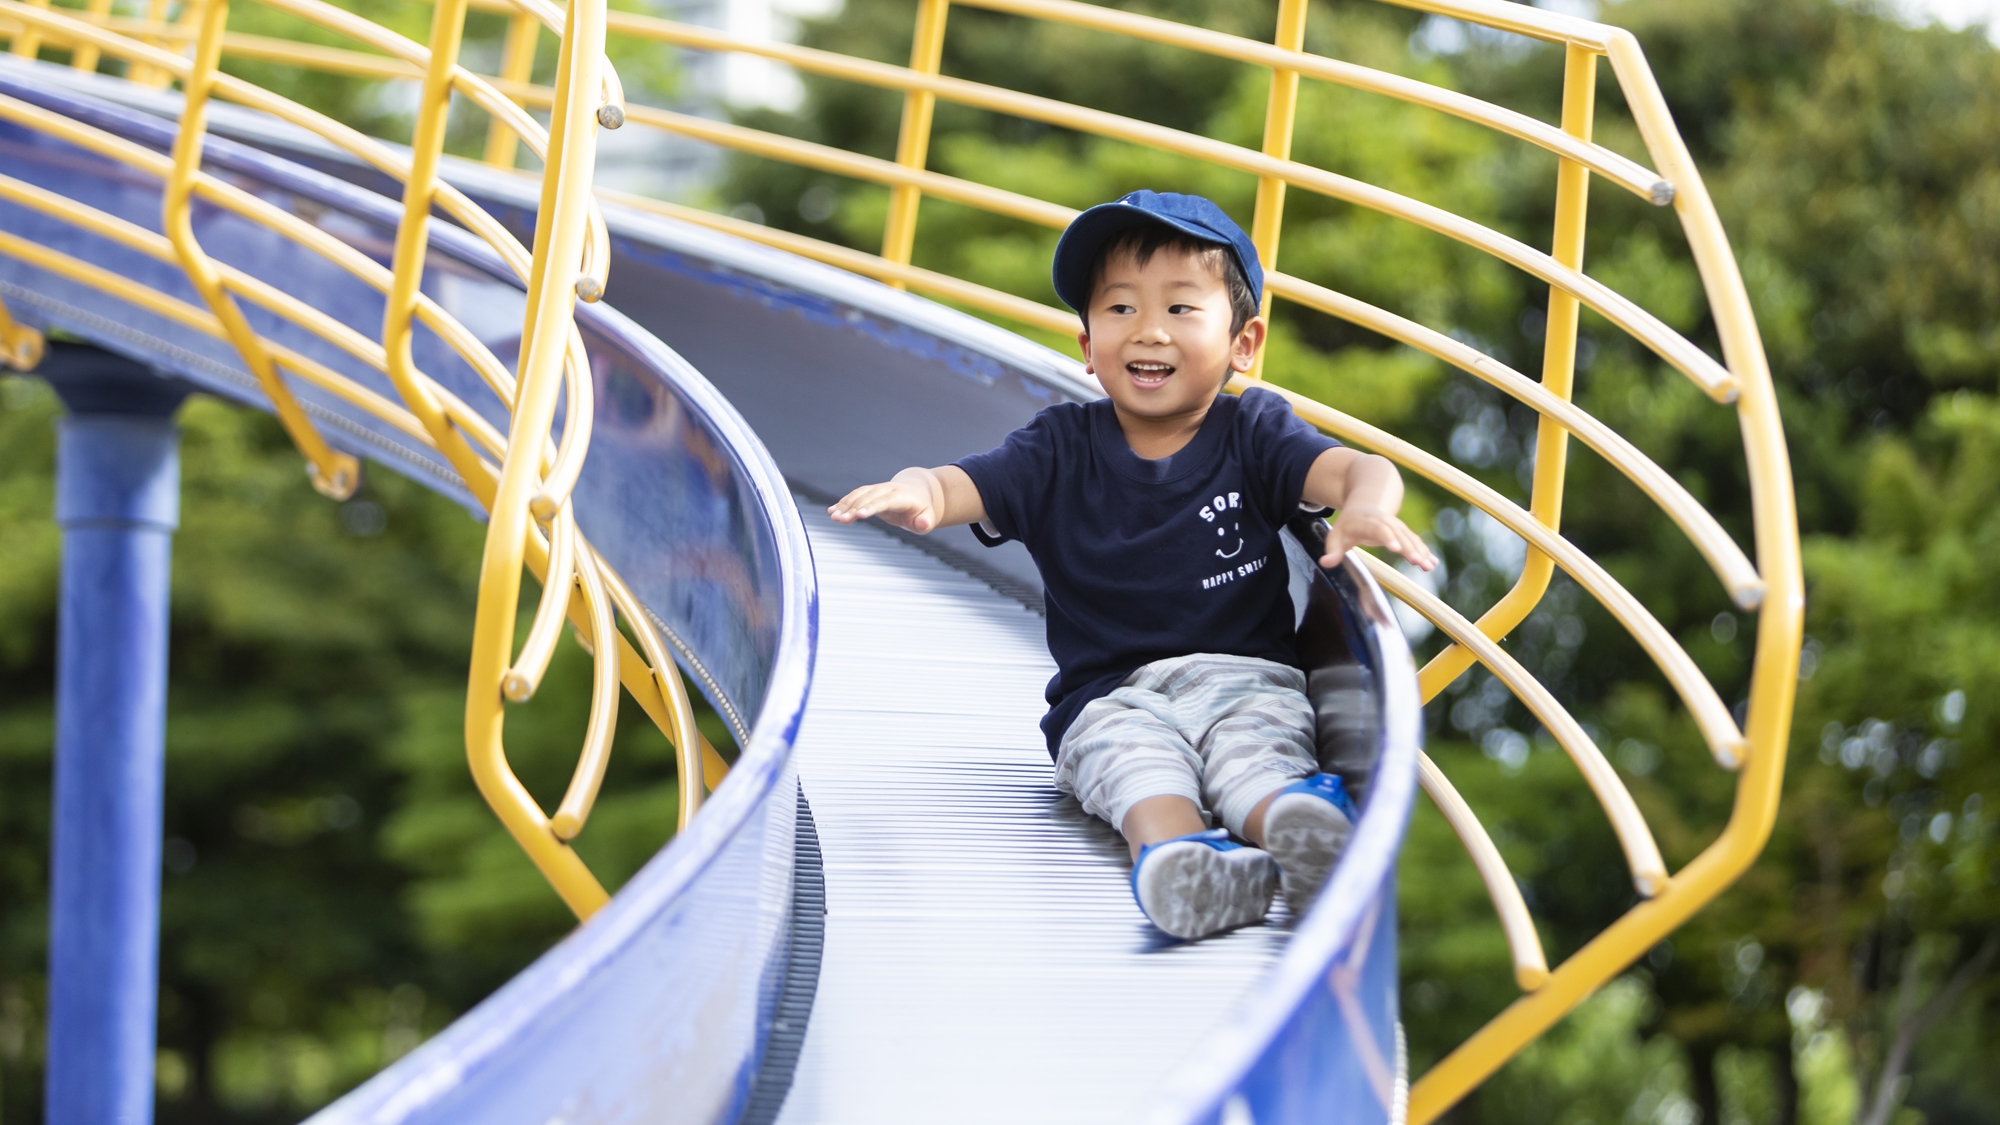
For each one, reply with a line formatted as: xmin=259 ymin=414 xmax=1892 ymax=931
xmin=1053 ymin=653 xmax=1319 ymax=839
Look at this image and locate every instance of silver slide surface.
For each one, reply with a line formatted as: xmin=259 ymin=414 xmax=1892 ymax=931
xmin=784 ymin=506 xmax=1290 ymax=1123
xmin=2 ymin=59 xmax=1420 ymax=1125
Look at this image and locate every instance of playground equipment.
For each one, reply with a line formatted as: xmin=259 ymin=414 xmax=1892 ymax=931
xmin=0 ymin=0 xmax=1802 ymax=1120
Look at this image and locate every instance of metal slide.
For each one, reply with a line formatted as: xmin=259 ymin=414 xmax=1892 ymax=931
xmin=1 ymin=59 xmax=1420 ymax=1124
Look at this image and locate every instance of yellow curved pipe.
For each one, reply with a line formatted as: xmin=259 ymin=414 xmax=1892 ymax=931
xmin=605 ymin=12 xmax=1739 ymax=402
xmin=506 ymin=506 xmax=577 ymax=703
xmin=949 ymin=0 xmax=1668 ymax=202
xmin=461 ymin=0 xmax=612 ymax=919
xmin=549 ymin=541 xmax=621 ymax=840
xmin=0 ymin=2 xmax=536 ymax=285
xmin=1414 ymin=43 xmax=1593 ymax=704
xmin=1362 ymin=554 xmax=1668 ymax=897
xmin=0 ymin=292 xmax=44 ymax=370
xmin=595 ymin=552 xmax=705 ymax=829
xmin=1247 ymin=374 xmax=1748 ymax=769
xmin=3 ymin=0 xmax=1804 ymax=1102
xmin=162 ymin=0 xmax=358 ymax=499
xmin=1415 ymin=751 xmax=1549 ymax=992
xmin=1265 ymin=271 xmax=1760 ymax=607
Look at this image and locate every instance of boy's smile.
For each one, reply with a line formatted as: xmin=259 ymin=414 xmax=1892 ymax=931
xmin=1078 ymin=244 xmax=1265 ymax=460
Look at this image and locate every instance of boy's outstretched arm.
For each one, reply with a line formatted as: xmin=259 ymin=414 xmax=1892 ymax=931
xmin=1302 ymin=448 xmax=1438 ymax=572
xmin=827 ymin=465 xmax=988 ymax=534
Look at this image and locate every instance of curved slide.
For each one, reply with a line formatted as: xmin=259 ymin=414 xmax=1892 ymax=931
xmin=1 ymin=58 xmax=1419 ymax=1125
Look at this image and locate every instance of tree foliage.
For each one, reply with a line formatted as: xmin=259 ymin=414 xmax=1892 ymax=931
xmin=725 ymin=0 xmax=2000 ymax=1120
xmin=3 ymin=0 xmax=1998 ymax=1120
xmin=0 ymin=380 xmax=719 ymax=1122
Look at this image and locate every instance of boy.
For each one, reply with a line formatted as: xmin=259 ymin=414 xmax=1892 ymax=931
xmin=829 ymin=191 xmax=1435 ymax=941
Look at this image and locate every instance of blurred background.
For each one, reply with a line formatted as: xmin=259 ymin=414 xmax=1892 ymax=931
xmin=1 ymin=0 xmax=1997 ymax=1121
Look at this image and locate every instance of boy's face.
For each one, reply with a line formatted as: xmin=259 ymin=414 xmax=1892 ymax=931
xmin=1077 ymin=244 xmax=1264 ymax=424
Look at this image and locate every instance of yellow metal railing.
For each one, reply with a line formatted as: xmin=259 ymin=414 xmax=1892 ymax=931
xmin=0 ymin=0 xmax=719 ymax=924
xmin=540 ymin=1 xmax=1792 ymax=1113
xmin=0 ymin=0 xmax=1802 ymax=1114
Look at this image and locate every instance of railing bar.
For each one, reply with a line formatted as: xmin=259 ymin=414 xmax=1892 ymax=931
xmin=0 ymin=225 xmax=435 ymax=442
xmin=549 ymin=535 xmax=621 ymax=840
xmin=1244 ymin=0 xmax=1307 ymax=382
xmin=587 ymin=544 xmax=707 ymax=827
xmin=0 ymin=2 xmax=540 ymax=284
xmin=1368 ymin=0 xmax=1613 ymax=50
xmin=165 ymin=0 xmax=359 ymax=498
xmin=1416 ymin=750 xmax=1550 ymax=992
xmin=460 ymin=0 xmax=614 ymax=920
xmin=880 ymin=0 xmax=948 ymax=278
xmin=70 ymin=0 xmax=111 ymax=69
xmin=597 ymin=187 xmax=1080 ymax=335
xmin=1415 ymin=43 xmax=1594 ymax=702
xmin=0 ymin=289 xmax=42 ymax=370
xmin=945 ymin=0 xmax=1667 ymax=202
xmin=0 ymin=90 xmax=523 ymax=416
xmin=1266 ymin=272 xmax=1761 ymax=607
xmin=483 ymin=10 xmax=536 ymax=167
xmin=1361 ymin=553 xmax=1668 ymax=897
xmin=594 ymin=12 xmax=1737 ymax=402
xmin=5 ymin=0 xmax=46 ymax=56
xmin=1245 ymin=375 xmax=1750 ymax=767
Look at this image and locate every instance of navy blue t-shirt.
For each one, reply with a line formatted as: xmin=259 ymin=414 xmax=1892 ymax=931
xmin=957 ymin=387 xmax=1339 ymax=757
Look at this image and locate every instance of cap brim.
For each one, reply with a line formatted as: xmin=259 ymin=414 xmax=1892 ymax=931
xmin=1051 ymin=201 xmax=1237 ymax=314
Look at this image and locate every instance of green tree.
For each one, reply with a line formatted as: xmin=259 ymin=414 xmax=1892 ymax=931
xmin=719 ymin=0 xmax=2000 ymax=1120
xmin=0 ymin=376 xmax=723 ymax=1122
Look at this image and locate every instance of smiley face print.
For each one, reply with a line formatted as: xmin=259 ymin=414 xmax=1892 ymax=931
xmin=1198 ymin=491 xmax=1245 ymax=559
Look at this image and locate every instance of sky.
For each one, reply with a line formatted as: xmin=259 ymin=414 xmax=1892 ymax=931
xmin=1541 ymin=0 xmax=2000 ymax=40
xmin=1896 ymin=0 xmax=2000 ymax=37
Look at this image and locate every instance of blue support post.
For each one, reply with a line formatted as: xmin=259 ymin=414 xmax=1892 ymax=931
xmin=41 ymin=345 xmax=190 ymax=1125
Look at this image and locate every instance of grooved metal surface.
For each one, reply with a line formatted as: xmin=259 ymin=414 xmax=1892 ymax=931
xmin=741 ymin=789 xmax=826 ymax=1125
xmin=776 ymin=506 xmax=1291 ymax=1125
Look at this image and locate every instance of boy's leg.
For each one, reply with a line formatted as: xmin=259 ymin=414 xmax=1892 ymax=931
xmin=1120 ymin=795 xmax=1207 ymax=861
xmin=1150 ymin=658 xmax=1317 ymax=839
xmin=1170 ymin=657 xmax=1356 ymax=918
xmin=1056 ymin=686 xmax=1277 ymax=939
xmin=1055 ymin=694 xmax=1206 ymax=857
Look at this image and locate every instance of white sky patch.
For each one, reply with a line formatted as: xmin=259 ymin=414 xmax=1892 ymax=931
xmin=1895 ymin=0 xmax=2000 ymax=38
xmin=1391 ymin=559 xmax=1441 ymax=646
xmin=1417 ymin=0 xmax=1999 ymax=53
xmin=1469 ymin=508 xmax=1528 ymax=583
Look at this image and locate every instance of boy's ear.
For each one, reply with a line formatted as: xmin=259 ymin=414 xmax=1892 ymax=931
xmin=1076 ymin=326 xmax=1093 ymax=373
xmin=1230 ymin=316 xmax=1268 ymax=373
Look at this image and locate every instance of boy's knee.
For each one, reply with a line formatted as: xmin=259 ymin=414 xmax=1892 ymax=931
xmin=1207 ymin=756 xmax=1314 ymax=838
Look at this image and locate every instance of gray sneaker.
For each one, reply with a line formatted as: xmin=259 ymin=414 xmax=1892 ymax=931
xmin=1130 ymin=829 xmax=1277 ymax=941
xmin=1261 ymin=774 xmax=1357 ymax=919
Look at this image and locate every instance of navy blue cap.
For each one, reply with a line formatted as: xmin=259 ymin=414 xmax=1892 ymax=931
xmin=1051 ymin=190 xmax=1262 ymax=315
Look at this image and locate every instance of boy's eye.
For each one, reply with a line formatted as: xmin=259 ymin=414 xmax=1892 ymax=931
xmin=1169 ymin=304 xmax=1196 ymax=314
xmin=1107 ymin=303 xmax=1136 ymax=315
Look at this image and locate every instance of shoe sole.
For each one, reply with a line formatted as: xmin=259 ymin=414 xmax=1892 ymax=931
xmin=1134 ymin=842 xmax=1276 ymax=941
xmin=1263 ymin=793 xmax=1353 ymax=919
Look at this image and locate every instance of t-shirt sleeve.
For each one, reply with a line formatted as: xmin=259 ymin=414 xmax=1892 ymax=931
xmin=1240 ymin=386 xmax=1340 ymax=523
xmin=954 ymin=409 xmax=1062 ymax=547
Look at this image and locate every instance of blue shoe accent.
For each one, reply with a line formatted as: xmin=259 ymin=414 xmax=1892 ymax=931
xmin=1279 ymin=772 xmax=1359 ymax=819
xmin=1262 ymin=773 xmax=1357 ymax=920
xmin=1130 ymin=829 xmax=1276 ymax=941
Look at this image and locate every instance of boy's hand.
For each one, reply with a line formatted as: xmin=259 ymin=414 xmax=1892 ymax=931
xmin=828 ymin=473 xmax=942 ymax=532
xmin=828 ymin=466 xmax=988 ymax=533
xmin=1320 ymin=506 xmax=1438 ymax=572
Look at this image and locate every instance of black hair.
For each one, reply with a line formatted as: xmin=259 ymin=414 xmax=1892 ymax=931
xmin=1081 ymin=224 xmax=1259 ymax=337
